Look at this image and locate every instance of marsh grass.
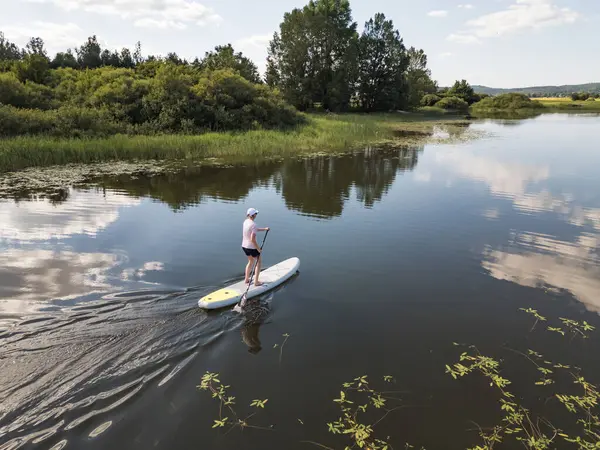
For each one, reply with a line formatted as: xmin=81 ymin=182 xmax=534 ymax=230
xmin=0 ymin=113 xmax=474 ymax=172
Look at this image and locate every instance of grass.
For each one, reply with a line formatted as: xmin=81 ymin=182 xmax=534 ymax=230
xmin=534 ymin=97 xmax=600 ymax=111
xmin=0 ymin=113 xmax=475 ymax=173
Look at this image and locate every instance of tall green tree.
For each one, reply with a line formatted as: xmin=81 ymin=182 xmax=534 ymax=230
xmin=268 ymin=0 xmax=358 ymax=111
xmin=448 ymin=79 xmax=476 ymax=104
xmin=120 ymin=48 xmax=135 ymax=68
xmin=77 ymin=36 xmax=102 ymax=68
xmin=405 ymin=47 xmax=437 ymax=108
xmin=51 ymin=49 xmax=79 ymax=69
xmin=356 ymin=13 xmax=408 ymax=111
xmin=198 ymin=44 xmax=261 ymax=84
xmin=13 ymin=53 xmax=50 ymax=84
xmin=26 ymin=37 xmax=47 ymax=58
xmin=101 ymin=49 xmax=121 ymax=67
xmin=0 ymin=32 xmax=23 ymax=61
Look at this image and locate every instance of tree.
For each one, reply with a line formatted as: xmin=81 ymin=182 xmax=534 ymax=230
xmin=166 ymin=52 xmax=185 ymax=65
xmin=356 ymin=13 xmax=408 ymax=111
xmin=26 ymin=37 xmax=47 ymax=58
xmin=448 ymin=79 xmax=476 ymax=104
xmin=405 ymin=47 xmax=437 ymax=108
xmin=120 ymin=48 xmax=134 ymax=68
xmin=268 ymin=0 xmax=359 ymax=111
xmin=13 ymin=53 xmax=50 ymax=84
xmin=77 ymin=36 xmax=102 ymax=69
xmin=198 ymin=44 xmax=261 ymax=84
xmin=264 ymin=54 xmax=280 ymax=87
xmin=101 ymin=49 xmax=121 ymax=67
xmin=0 ymin=32 xmax=23 ymax=61
xmin=51 ymin=49 xmax=79 ymax=69
xmin=133 ymin=41 xmax=144 ymax=65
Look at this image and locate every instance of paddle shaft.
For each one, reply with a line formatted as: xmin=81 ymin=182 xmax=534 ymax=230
xmin=237 ymin=229 xmax=269 ymax=308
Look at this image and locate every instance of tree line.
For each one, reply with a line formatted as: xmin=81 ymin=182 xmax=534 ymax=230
xmin=0 ymin=0 xmax=493 ymax=139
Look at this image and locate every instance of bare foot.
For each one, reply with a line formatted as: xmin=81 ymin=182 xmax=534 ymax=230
xmin=254 ymin=281 xmax=263 ymax=287
xmin=244 ymin=279 xmax=250 ymax=285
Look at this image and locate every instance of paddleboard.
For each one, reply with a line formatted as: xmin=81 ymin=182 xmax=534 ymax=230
xmin=198 ymin=257 xmax=300 ymax=310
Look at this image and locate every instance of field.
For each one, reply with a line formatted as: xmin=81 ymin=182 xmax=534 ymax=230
xmin=534 ymin=97 xmax=600 ymax=110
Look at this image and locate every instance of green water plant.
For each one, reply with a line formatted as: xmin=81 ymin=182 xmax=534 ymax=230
xmin=197 ymin=371 xmax=272 ymax=433
xmin=447 ymin=308 xmax=600 ymax=450
xmin=303 ymin=375 xmax=407 ymax=450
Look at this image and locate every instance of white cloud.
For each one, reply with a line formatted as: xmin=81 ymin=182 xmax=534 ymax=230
xmin=458 ymin=4 xmax=474 ymax=9
xmin=448 ymin=0 xmax=579 ymax=44
xmin=447 ymin=33 xmax=482 ymax=44
xmin=439 ymin=52 xmax=454 ymax=58
xmin=25 ymin=0 xmax=222 ymax=30
xmin=235 ymin=34 xmax=272 ymax=51
xmin=0 ymin=22 xmax=84 ymax=52
xmin=428 ymin=10 xmax=449 ymax=17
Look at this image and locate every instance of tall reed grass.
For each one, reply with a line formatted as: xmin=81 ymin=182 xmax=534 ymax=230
xmin=0 ymin=113 xmax=452 ymax=172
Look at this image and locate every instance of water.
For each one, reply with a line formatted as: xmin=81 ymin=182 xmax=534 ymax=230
xmin=1 ymin=113 xmax=600 ymax=450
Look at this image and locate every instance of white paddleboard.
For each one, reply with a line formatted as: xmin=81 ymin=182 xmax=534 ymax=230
xmin=198 ymin=257 xmax=300 ymax=310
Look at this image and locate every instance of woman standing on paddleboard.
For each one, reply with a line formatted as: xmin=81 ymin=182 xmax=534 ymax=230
xmin=242 ymin=208 xmax=269 ymax=286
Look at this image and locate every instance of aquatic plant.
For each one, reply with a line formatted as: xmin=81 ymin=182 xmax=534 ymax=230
xmin=197 ymin=371 xmax=272 ymax=432
xmin=447 ymin=308 xmax=600 ymax=450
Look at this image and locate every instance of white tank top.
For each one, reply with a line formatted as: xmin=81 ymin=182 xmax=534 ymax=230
xmin=242 ymin=219 xmax=257 ymax=249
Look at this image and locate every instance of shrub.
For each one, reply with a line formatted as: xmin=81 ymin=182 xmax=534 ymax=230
xmin=473 ymin=93 xmax=544 ymax=110
xmin=472 ymin=93 xmax=544 ymax=110
xmin=434 ymin=96 xmax=469 ymax=111
xmin=0 ymin=72 xmax=30 ymax=108
xmin=0 ymin=104 xmax=125 ymax=137
xmin=420 ymin=94 xmax=441 ymax=107
xmin=0 ymin=105 xmax=56 ymax=136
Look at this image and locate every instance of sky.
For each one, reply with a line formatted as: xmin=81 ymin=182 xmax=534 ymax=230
xmin=1 ymin=0 xmax=598 ymax=88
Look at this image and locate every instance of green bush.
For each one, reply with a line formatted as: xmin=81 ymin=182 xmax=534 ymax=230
xmin=0 ymin=105 xmax=56 ymax=136
xmin=0 ymin=72 xmax=30 ymax=108
xmin=0 ymin=104 xmax=125 ymax=137
xmin=420 ymin=94 xmax=441 ymax=107
xmin=0 ymin=62 xmax=304 ymax=137
xmin=472 ymin=93 xmax=544 ymax=110
xmin=434 ymin=96 xmax=469 ymax=111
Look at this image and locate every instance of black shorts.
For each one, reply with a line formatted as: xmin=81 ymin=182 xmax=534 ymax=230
xmin=242 ymin=247 xmax=260 ymax=258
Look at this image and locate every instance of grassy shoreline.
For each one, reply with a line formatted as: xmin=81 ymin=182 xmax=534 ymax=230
xmin=0 ymin=113 xmax=476 ymax=173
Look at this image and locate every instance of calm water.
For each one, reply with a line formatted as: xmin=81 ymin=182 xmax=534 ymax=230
xmin=1 ymin=114 xmax=600 ymax=450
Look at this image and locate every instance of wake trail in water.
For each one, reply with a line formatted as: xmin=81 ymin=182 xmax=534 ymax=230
xmin=0 ymin=283 xmax=254 ymax=450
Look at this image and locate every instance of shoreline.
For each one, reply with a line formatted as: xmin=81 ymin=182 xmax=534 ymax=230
xmin=0 ymin=113 xmax=479 ymax=173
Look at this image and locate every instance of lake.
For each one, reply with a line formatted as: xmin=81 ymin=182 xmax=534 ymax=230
xmin=1 ymin=113 xmax=600 ymax=450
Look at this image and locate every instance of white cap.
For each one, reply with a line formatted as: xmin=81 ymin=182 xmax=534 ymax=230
xmin=246 ymin=207 xmax=259 ymax=216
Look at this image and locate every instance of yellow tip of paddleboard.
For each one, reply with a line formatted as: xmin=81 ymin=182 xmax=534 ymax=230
xmin=199 ymin=288 xmax=238 ymax=305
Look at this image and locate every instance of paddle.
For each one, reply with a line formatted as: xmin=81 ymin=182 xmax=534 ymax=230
xmin=233 ymin=229 xmax=269 ymax=313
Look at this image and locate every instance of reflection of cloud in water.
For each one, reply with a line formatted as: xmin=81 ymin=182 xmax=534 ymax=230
xmin=0 ymin=249 xmax=123 ymax=325
xmin=120 ymin=261 xmax=165 ymax=282
xmin=0 ymin=248 xmax=166 ymax=326
xmin=435 ymin=150 xmax=549 ymax=202
xmin=438 ymin=149 xmax=600 ymax=313
xmin=483 ymin=231 xmax=600 ymax=314
xmin=0 ymin=188 xmax=140 ymax=242
xmin=482 ymin=208 xmax=499 ymax=220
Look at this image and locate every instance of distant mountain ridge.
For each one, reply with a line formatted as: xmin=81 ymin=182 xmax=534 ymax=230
xmin=473 ymin=83 xmax=600 ymax=96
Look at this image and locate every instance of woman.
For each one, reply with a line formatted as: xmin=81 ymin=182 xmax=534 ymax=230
xmin=241 ymin=208 xmax=270 ymax=286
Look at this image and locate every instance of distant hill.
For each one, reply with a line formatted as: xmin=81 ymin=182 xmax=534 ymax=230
xmin=473 ymin=83 xmax=600 ymax=97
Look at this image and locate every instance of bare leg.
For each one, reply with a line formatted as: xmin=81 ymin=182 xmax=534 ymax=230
xmin=254 ymin=255 xmax=263 ymax=286
xmin=244 ymin=256 xmax=253 ymax=284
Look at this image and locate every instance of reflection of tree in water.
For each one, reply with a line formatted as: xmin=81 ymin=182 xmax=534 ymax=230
xmin=91 ymin=163 xmax=280 ymax=211
xmin=274 ymin=146 xmax=422 ymax=219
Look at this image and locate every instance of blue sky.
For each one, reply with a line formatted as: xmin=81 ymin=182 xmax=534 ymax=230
xmin=2 ymin=0 xmax=598 ymax=87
